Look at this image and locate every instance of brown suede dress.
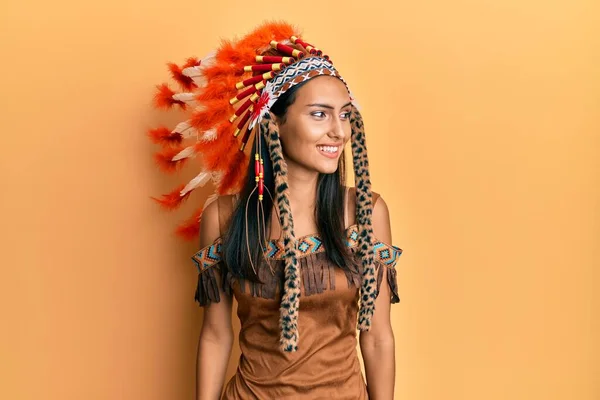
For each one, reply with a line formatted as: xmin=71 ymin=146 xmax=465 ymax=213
xmin=191 ymin=191 xmax=402 ymax=399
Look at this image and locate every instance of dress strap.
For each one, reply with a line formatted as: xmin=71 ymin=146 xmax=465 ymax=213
xmin=372 ymin=191 xmax=380 ymax=206
xmin=217 ymin=195 xmax=236 ymax=236
xmin=344 ymin=187 xmax=380 ymax=228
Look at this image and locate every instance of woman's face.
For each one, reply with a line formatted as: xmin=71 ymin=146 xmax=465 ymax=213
xmin=274 ymin=76 xmax=352 ymax=175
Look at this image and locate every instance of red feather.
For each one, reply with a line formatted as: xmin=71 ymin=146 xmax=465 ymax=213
xmin=153 ymin=145 xmax=192 ymax=173
xmin=175 ymin=208 xmax=203 ymax=241
xmin=151 ymin=183 xmax=191 ymax=210
xmin=147 ymin=127 xmax=182 ymax=146
xmin=153 ymin=83 xmax=186 ymax=110
xmin=251 ymin=91 xmax=271 ymax=121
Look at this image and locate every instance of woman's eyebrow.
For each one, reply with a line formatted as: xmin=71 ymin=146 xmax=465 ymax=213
xmin=306 ymin=101 xmax=353 ymax=109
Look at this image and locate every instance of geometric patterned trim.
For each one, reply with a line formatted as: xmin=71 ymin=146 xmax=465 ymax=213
xmin=268 ymin=57 xmax=339 ymax=98
xmin=190 ymin=224 xmax=403 ymax=273
xmin=374 ymin=242 xmax=403 ymax=268
xmin=269 ymin=57 xmax=342 ymax=99
xmin=191 ymin=240 xmax=222 ymax=274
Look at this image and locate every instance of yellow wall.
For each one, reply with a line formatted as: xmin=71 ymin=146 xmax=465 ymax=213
xmin=1 ymin=0 xmax=598 ymax=399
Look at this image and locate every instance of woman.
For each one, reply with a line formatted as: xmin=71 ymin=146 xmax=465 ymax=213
xmin=149 ymin=21 xmax=403 ymax=400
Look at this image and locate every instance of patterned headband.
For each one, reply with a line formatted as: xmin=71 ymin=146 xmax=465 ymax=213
xmin=248 ymin=56 xmax=355 ymax=130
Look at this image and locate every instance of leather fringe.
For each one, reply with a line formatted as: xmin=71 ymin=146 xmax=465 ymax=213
xmin=194 ymin=250 xmax=400 ymax=304
xmin=194 ymin=264 xmax=232 ymax=306
xmin=194 ymin=266 xmax=220 ymax=306
xmin=376 ymin=260 xmax=400 ymax=303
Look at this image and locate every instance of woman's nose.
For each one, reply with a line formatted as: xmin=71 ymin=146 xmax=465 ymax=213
xmin=329 ymin=117 xmax=346 ymax=139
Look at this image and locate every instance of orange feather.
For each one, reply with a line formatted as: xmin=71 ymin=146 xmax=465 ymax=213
xmin=168 ymin=59 xmax=198 ymax=92
xmin=195 ymin=75 xmax=239 ymax=103
xmin=189 ymin=99 xmax=232 ymax=131
xmin=147 ymin=127 xmax=182 ymax=146
xmin=237 ymin=21 xmax=298 ymax=56
xmin=175 ymin=207 xmax=203 ymax=241
xmin=217 ymin=150 xmax=248 ymax=195
xmin=153 ymin=83 xmax=186 ymax=110
xmin=198 ymin=129 xmax=239 ymax=171
xmin=153 ymin=145 xmax=191 ymax=173
xmin=184 ymin=57 xmax=200 ymax=68
xmin=202 ymin=63 xmax=244 ymax=81
xmin=151 ymin=183 xmax=191 ymax=210
xmin=216 ymin=39 xmax=252 ymax=65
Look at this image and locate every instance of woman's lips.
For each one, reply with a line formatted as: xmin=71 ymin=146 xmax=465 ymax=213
xmin=317 ymin=145 xmax=340 ymax=159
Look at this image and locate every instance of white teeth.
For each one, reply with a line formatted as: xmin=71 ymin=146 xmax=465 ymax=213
xmin=318 ymin=146 xmax=339 ymax=153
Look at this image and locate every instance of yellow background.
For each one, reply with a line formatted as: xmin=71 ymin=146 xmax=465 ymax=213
xmin=1 ymin=0 xmax=598 ymax=399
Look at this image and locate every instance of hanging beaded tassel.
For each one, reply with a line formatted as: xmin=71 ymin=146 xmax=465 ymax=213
xmin=242 ymin=125 xmax=269 ymax=276
xmin=254 ymin=134 xmax=268 ymax=256
xmin=242 ymin=116 xmax=284 ymax=278
xmin=256 ymin=154 xmax=264 ymax=201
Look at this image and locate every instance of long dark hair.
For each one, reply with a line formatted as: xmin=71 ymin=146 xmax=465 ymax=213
xmin=222 ymin=80 xmax=354 ymax=283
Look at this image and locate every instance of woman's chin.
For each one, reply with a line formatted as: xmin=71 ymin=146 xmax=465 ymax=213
xmin=287 ymin=157 xmax=340 ymax=175
xmin=316 ymin=162 xmax=340 ymax=174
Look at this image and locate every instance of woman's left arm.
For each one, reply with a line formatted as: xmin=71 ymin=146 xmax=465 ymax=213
xmin=359 ymin=194 xmax=396 ymax=400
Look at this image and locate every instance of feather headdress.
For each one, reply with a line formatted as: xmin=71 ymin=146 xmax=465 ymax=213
xmin=149 ymin=21 xmax=377 ymax=352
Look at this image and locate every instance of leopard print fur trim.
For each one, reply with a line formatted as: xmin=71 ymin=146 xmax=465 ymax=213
xmin=261 ymin=112 xmax=301 ymax=352
xmin=350 ymin=106 xmax=378 ymax=330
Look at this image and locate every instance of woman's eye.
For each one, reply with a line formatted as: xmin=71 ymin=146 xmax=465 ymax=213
xmin=341 ymin=112 xmax=351 ymax=119
xmin=311 ymin=111 xmax=326 ymax=118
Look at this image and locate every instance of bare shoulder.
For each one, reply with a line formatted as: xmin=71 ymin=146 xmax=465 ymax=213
xmin=371 ymin=192 xmax=392 ymax=244
xmin=198 ymin=199 xmax=220 ymax=248
xmin=198 ymin=194 xmax=237 ymax=248
xmin=345 ymin=187 xmax=388 ymax=230
xmin=345 ymin=186 xmax=383 ymax=208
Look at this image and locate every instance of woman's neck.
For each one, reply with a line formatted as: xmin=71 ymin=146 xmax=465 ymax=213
xmin=269 ymin=158 xmax=320 ymax=237
xmin=285 ymin=159 xmax=319 ymax=212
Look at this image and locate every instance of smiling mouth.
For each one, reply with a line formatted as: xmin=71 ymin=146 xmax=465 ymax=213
xmin=317 ymin=145 xmax=340 ymax=158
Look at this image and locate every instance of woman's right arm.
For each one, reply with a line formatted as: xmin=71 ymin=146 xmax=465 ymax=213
xmin=195 ymin=199 xmax=234 ymax=400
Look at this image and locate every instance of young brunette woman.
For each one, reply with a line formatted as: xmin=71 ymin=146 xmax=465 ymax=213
xmin=149 ymin=22 xmax=403 ymax=400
